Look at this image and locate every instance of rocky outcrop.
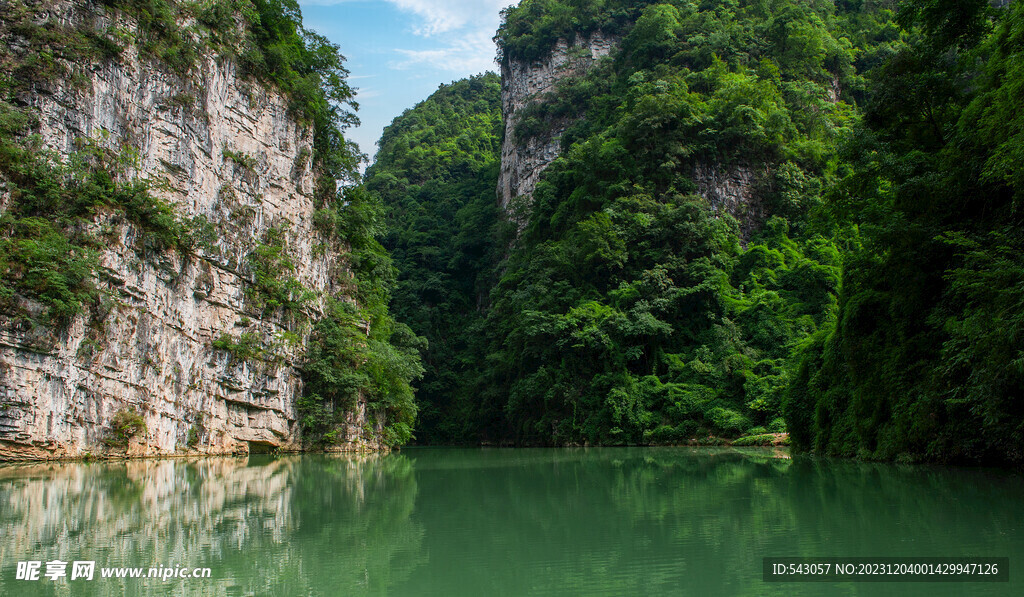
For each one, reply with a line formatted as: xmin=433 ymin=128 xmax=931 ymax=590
xmin=497 ymin=32 xmax=617 ymax=213
xmin=692 ymin=162 xmax=766 ymax=241
xmin=0 ymin=2 xmax=382 ymax=460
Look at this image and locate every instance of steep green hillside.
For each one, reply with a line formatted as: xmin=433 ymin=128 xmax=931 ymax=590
xmin=473 ymin=0 xmax=892 ymax=446
xmin=365 ymin=74 xmax=504 ymax=444
xmin=787 ymin=0 xmax=1024 ymax=465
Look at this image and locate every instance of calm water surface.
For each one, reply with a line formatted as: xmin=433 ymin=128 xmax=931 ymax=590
xmin=1 ymin=447 xmax=1021 ymax=596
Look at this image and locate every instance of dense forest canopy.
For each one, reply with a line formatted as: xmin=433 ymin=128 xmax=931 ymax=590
xmin=366 ymin=74 xmax=504 ymax=444
xmin=786 ymin=0 xmax=1024 ymax=464
xmin=371 ymin=0 xmax=1024 ymax=465
xmin=479 ymin=0 xmax=871 ymax=447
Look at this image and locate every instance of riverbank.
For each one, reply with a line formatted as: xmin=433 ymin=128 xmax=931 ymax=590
xmin=0 ymin=438 xmax=391 ymax=463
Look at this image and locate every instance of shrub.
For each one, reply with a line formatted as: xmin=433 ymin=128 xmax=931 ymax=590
xmin=212 ymin=332 xmax=265 ymax=361
xmin=731 ymin=434 xmax=776 ymax=446
xmin=186 ymin=414 xmax=204 ymax=448
xmin=103 ymin=408 xmax=147 ymax=448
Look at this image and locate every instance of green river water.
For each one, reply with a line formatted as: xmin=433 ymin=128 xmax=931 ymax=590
xmin=1 ymin=447 xmax=1021 ymax=596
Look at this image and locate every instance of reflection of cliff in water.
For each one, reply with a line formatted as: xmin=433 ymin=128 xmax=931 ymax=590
xmin=0 ymin=454 xmax=424 ymax=596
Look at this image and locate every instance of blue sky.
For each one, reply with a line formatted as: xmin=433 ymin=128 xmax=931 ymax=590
xmin=296 ymin=0 xmax=516 ymax=165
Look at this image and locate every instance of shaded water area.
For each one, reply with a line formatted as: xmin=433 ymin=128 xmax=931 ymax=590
xmin=1 ymin=447 xmax=1022 ymax=596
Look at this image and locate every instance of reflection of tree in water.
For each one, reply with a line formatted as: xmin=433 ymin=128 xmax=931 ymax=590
xmin=604 ymin=451 xmax=1024 ymax=596
xmin=396 ymin=448 xmax=1024 ymax=597
xmin=395 ymin=448 xmax=794 ymax=596
xmin=781 ymin=458 xmax=1024 ymax=555
xmin=0 ymin=454 xmax=424 ymax=596
xmin=276 ymin=455 xmax=426 ymax=595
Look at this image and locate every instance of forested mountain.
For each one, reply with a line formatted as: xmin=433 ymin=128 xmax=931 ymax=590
xmin=366 ymin=74 xmax=504 ymax=444
xmin=479 ymin=0 xmax=875 ymax=447
xmin=372 ymin=0 xmax=1022 ymax=465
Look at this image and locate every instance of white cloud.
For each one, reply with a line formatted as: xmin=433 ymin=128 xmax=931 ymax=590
xmin=300 ymin=0 xmax=513 ymax=34
xmin=385 ymin=0 xmax=513 ymax=36
xmin=303 ymin=0 xmax=514 ymax=72
xmin=390 ymin=30 xmax=499 ymax=72
xmin=354 ymin=87 xmax=383 ymax=100
xmin=390 ymin=1 xmax=514 ymax=71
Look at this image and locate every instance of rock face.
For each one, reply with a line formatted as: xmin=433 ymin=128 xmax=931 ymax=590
xmin=692 ymin=162 xmax=765 ymax=241
xmin=0 ymin=3 xmax=382 ymax=460
xmin=497 ymin=32 xmax=617 ymax=213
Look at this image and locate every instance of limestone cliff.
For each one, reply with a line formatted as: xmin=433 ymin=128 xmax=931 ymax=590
xmin=0 ymin=0 xmax=385 ymax=459
xmin=497 ymin=31 xmax=616 ymax=213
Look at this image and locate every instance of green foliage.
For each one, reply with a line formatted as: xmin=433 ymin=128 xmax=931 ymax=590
xmin=0 ymin=0 xmax=128 ymax=87
xmin=220 ymin=207 xmax=422 ymax=446
xmin=423 ymin=0 xmax=1017 ymax=463
xmin=98 ymin=0 xmax=202 ymax=73
xmin=364 ymin=74 xmax=503 ymax=444
xmin=496 ymin=0 xmax=637 ymax=63
xmin=239 ymin=0 xmax=362 ymax=183
xmin=440 ymin=0 xmax=873 ymax=446
xmin=301 ymin=300 xmax=373 ymax=417
xmin=0 ymin=217 xmax=99 ymax=323
xmin=358 ymin=0 xmax=901 ymax=447
xmin=245 ymin=225 xmax=314 ymax=317
xmin=186 ymin=413 xmax=204 ymax=448
xmin=373 ymin=74 xmax=501 ymax=185
xmin=731 ymin=434 xmax=777 ymax=447
xmin=0 ymin=117 xmax=208 ymax=322
xmin=295 ymin=78 xmax=430 ymax=448
xmin=103 ymin=408 xmax=147 ymax=448
xmin=785 ymin=0 xmax=1024 ymax=466
xmin=298 ymin=298 xmax=424 ymax=447
xmin=212 ymin=331 xmax=266 ymax=361
xmin=223 ymin=146 xmax=258 ymax=171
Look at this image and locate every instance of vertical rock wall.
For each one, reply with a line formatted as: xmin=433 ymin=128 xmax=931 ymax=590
xmin=692 ymin=162 xmax=766 ymax=241
xmin=0 ymin=2 xmax=383 ymax=460
xmin=497 ymin=32 xmax=617 ymax=213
